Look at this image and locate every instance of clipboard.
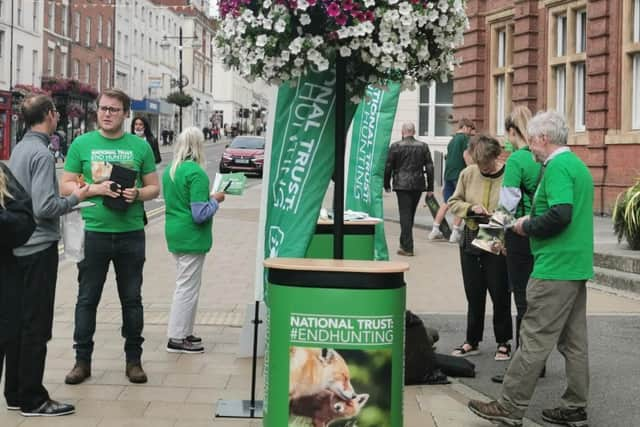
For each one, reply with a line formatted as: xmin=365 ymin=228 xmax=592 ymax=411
xmin=103 ymin=164 xmax=137 ymax=211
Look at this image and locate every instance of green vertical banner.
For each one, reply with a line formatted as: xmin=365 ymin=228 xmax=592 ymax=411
xmin=346 ymin=83 xmax=401 ymax=261
xmin=263 ymin=68 xmax=355 ymax=299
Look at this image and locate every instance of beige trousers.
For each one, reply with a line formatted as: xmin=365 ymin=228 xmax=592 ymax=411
xmin=499 ymin=278 xmax=589 ymax=417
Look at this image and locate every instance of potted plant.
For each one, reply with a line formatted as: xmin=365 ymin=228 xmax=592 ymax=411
xmin=613 ymin=180 xmax=640 ymax=250
xmin=166 ymin=91 xmax=194 ymax=107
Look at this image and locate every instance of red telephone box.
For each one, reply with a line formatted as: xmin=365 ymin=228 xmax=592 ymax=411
xmin=0 ymin=91 xmax=12 ymax=160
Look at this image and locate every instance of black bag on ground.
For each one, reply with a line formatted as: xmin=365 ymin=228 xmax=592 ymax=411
xmin=434 ymin=353 xmax=476 ymax=378
xmin=404 ymin=311 xmax=439 ymax=385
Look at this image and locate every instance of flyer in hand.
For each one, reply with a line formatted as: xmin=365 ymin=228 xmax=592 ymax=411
xmin=212 ymin=172 xmax=247 ymax=196
xmin=471 ymin=207 xmax=516 ymax=255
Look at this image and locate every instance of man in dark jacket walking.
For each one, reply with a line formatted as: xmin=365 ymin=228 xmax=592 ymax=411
xmin=384 ymin=122 xmax=434 ymax=256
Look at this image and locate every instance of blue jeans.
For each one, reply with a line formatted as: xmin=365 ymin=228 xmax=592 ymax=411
xmin=73 ymin=230 xmax=146 ymax=363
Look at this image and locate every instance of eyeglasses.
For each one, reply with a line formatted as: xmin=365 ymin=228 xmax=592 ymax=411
xmin=98 ymin=106 xmax=123 ymax=114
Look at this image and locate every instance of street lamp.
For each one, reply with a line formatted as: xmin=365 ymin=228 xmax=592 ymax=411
xmin=160 ymin=28 xmax=198 ymax=133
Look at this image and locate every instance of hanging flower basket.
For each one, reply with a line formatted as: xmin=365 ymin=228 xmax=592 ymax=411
xmin=215 ymin=0 xmax=468 ymax=101
xmin=12 ymin=84 xmax=51 ymax=98
xmin=41 ymin=77 xmax=99 ymax=100
xmin=613 ymin=180 xmax=640 ymax=250
xmin=166 ymin=91 xmax=194 ymax=107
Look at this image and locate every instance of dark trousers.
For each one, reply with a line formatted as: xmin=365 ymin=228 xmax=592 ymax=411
xmin=5 ymin=243 xmax=58 ymax=410
xmin=459 ymin=248 xmax=512 ymax=346
xmin=505 ymin=230 xmax=534 ymax=348
xmin=73 ymin=230 xmax=146 ymax=363
xmin=395 ymin=190 xmax=422 ymax=252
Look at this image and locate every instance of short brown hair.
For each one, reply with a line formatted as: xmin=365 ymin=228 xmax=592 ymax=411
xmin=470 ymin=135 xmax=502 ymax=166
xmin=457 ymin=118 xmax=475 ymax=130
xmin=21 ymin=95 xmax=56 ymax=128
xmin=97 ymin=88 xmax=131 ymax=112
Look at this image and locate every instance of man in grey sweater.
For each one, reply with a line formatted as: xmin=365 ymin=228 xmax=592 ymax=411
xmin=7 ymin=94 xmax=88 ymax=417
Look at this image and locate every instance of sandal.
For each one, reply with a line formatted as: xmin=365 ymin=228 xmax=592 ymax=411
xmin=451 ymin=343 xmax=479 ymax=357
xmin=495 ymin=343 xmax=511 ymax=361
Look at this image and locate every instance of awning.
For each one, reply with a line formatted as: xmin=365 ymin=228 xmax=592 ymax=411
xmin=130 ymin=99 xmax=160 ymax=114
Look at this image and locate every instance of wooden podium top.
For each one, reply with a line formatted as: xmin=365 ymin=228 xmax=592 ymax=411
xmin=264 ymin=257 xmax=409 ymax=273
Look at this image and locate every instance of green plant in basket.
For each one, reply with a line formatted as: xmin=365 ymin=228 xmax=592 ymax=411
xmin=613 ymin=180 xmax=640 ymax=250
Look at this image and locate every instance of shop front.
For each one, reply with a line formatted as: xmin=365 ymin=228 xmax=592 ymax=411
xmin=131 ymin=99 xmax=161 ymax=137
xmin=0 ymin=91 xmax=12 ymax=160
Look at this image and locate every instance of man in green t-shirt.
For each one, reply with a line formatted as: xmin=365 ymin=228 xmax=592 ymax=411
xmin=469 ymin=111 xmax=593 ymax=427
xmin=429 ymin=118 xmax=475 ymax=243
xmin=60 ymin=89 xmax=160 ymax=386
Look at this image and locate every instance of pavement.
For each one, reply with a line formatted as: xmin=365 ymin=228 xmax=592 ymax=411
xmin=0 ymin=142 xmax=638 ymax=426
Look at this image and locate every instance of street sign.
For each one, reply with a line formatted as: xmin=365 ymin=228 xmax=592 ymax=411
xmin=148 ymin=76 xmax=162 ymax=88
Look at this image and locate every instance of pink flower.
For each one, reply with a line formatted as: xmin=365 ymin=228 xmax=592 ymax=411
xmin=327 ymin=2 xmax=341 ymax=17
xmin=342 ymin=0 xmax=354 ymax=11
xmin=308 ymin=0 xmax=317 ymax=4
xmin=335 ymin=13 xmax=347 ymax=25
xmin=351 ymin=10 xmax=364 ymax=21
xmin=365 ymin=10 xmax=375 ymax=21
xmin=289 ymin=0 xmax=298 ymax=9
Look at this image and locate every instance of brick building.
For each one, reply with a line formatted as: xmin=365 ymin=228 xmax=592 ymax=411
xmin=68 ymin=0 xmax=114 ymax=92
xmin=42 ymin=0 xmax=72 ymax=79
xmin=453 ymin=0 xmax=640 ymax=214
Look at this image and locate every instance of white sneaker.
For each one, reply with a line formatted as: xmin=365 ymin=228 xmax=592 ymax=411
xmin=428 ymin=228 xmax=444 ymax=240
xmin=449 ymin=228 xmax=461 ymax=243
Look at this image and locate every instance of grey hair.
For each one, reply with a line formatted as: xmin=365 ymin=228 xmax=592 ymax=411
xmin=527 ymin=110 xmax=569 ymax=146
xmin=169 ymin=127 xmax=206 ymax=180
xmin=402 ymin=122 xmax=415 ymax=135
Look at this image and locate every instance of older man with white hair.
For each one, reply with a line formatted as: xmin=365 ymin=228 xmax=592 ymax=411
xmin=384 ymin=122 xmax=434 ymax=256
xmin=468 ymin=111 xmax=593 ymax=427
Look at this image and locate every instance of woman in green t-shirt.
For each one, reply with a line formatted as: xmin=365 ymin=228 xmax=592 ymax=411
xmin=163 ymin=127 xmax=226 ymax=354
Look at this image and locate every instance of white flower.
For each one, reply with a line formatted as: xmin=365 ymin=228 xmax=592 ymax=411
xmin=340 ymin=46 xmax=352 ymax=57
xmin=256 ymin=35 xmax=268 ymax=47
xmin=263 ymin=0 xmax=272 ymax=8
xmin=262 ymin=18 xmax=273 ymax=29
xmin=399 ymin=3 xmax=412 ymax=16
xmin=300 ymin=14 xmax=311 ymax=25
xmin=275 ymin=19 xmax=287 ymax=33
xmin=297 ymin=0 xmax=309 ymax=10
xmin=364 ymin=0 xmax=375 ymax=7
xmin=388 ymin=0 xmax=399 ymax=4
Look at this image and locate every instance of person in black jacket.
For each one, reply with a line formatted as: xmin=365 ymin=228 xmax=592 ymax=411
xmin=384 ymin=122 xmax=434 ymax=256
xmin=0 ymin=163 xmax=36 ymax=411
xmin=131 ymin=116 xmax=162 ymax=164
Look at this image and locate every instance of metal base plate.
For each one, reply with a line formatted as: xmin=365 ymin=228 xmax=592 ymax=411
xmin=215 ymin=399 xmax=264 ymax=419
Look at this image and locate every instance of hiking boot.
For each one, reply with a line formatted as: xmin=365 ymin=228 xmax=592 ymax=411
xmin=166 ymin=338 xmax=205 ymax=354
xmin=20 ymin=399 xmax=75 ymax=417
xmin=428 ymin=228 xmax=444 ymax=240
xmin=468 ymin=400 xmax=522 ymax=427
xmin=396 ymin=248 xmax=414 ymax=257
xmin=64 ymin=361 xmax=91 ymax=385
xmin=542 ymin=407 xmax=588 ymax=426
xmin=125 ymin=362 xmax=148 ymax=384
xmin=186 ymin=334 xmax=202 ymax=343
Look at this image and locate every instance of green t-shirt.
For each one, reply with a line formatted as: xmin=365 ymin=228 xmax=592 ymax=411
xmin=530 ymin=151 xmax=594 ymax=280
xmin=502 ymin=147 xmax=542 ymax=218
xmin=64 ymin=130 xmax=156 ymax=232
xmin=444 ymin=132 xmax=469 ymax=181
xmin=162 ymin=161 xmax=213 ymax=254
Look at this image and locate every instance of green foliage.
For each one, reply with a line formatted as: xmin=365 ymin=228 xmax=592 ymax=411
xmin=166 ymin=91 xmax=193 ymax=107
xmin=613 ymin=180 xmax=640 ymax=250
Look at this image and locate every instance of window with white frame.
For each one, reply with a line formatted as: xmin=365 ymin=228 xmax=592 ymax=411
xmin=85 ymin=17 xmax=91 ymax=47
xmin=105 ymin=60 xmax=110 ymax=87
xmin=32 ymin=1 xmax=38 ymax=31
xmin=74 ymin=12 xmax=80 ymax=42
xmin=491 ymin=23 xmax=513 ymax=136
xmin=124 ymin=34 xmax=129 ymax=58
xmin=31 ymin=50 xmax=38 ymax=85
xmin=0 ymin=31 xmax=4 ymax=59
xmin=73 ymin=59 xmax=79 ymax=80
xmin=17 ymin=0 xmax=23 ymax=26
xmin=0 ymin=0 xmax=4 ymax=19
xmin=97 ymin=15 xmax=103 ymax=44
xmin=47 ymin=48 xmax=54 ymax=75
xmin=107 ymin=20 xmax=112 ymax=47
xmin=61 ymin=5 xmax=67 ymax=36
xmin=625 ymin=0 xmax=640 ymax=130
xmin=48 ymin=1 xmax=55 ymax=31
xmin=85 ymin=64 xmax=91 ymax=84
xmin=16 ymin=45 xmax=23 ymax=83
xmin=60 ymin=52 xmax=67 ymax=77
xmin=418 ymin=80 xmax=454 ymax=138
xmin=548 ymin=5 xmax=586 ymax=134
xmin=97 ymin=60 xmax=102 ymax=91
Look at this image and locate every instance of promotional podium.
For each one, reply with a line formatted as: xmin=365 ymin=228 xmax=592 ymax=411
xmin=305 ymin=219 xmax=378 ymax=260
xmin=263 ymin=258 xmax=408 ymax=427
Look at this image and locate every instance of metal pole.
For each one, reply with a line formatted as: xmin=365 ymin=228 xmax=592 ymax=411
xmin=9 ymin=0 xmax=14 ymax=91
xmin=333 ymin=57 xmax=346 ymax=260
xmin=179 ymin=27 xmax=183 ymax=133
